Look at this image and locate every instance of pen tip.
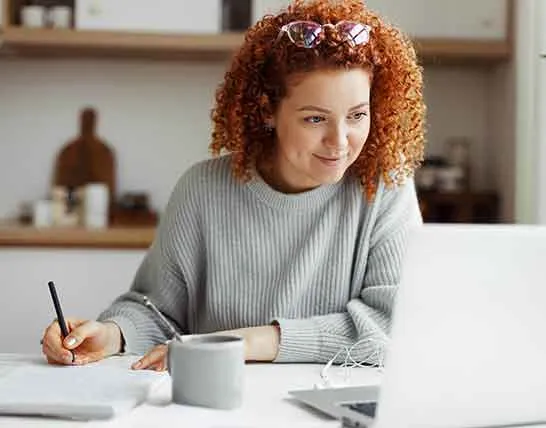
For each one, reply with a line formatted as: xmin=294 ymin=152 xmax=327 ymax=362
xmin=48 ymin=281 xmax=54 ymax=287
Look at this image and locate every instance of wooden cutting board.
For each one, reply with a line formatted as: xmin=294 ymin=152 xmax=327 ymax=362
xmin=53 ymin=107 xmax=116 ymax=205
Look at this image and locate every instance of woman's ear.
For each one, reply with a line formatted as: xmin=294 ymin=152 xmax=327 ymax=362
xmin=260 ymin=94 xmax=276 ymax=130
xmin=264 ymin=117 xmax=275 ymax=130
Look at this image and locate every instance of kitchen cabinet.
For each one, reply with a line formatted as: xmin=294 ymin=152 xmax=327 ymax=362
xmin=251 ymin=0 xmax=511 ymax=63
xmin=75 ymin=0 xmax=221 ymax=34
xmin=365 ymin=0 xmax=509 ymax=40
xmin=253 ymin=0 xmax=509 ymax=41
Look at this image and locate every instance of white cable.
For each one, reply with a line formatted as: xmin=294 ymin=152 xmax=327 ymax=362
xmin=317 ymin=335 xmax=390 ymax=389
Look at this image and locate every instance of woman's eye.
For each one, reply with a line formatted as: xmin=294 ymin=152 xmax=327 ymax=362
xmin=304 ymin=116 xmax=325 ymax=124
xmin=350 ymin=112 xmax=368 ymax=121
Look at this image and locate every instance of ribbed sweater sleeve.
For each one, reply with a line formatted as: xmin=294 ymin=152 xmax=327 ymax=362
xmin=272 ymin=179 xmax=422 ymax=363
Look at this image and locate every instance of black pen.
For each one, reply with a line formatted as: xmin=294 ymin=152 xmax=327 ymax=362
xmin=48 ymin=281 xmax=70 ymax=339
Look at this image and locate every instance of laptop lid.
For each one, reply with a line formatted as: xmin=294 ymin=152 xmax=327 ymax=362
xmin=375 ymin=224 xmax=546 ymax=428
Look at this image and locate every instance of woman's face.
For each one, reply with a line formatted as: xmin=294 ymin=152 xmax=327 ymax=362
xmin=265 ymin=68 xmax=371 ymax=193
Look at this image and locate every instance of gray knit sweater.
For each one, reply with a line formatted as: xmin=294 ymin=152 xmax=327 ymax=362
xmin=98 ymin=155 xmax=422 ymax=363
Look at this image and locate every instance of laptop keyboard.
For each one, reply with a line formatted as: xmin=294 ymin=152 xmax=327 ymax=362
xmin=342 ymin=401 xmax=378 ymax=418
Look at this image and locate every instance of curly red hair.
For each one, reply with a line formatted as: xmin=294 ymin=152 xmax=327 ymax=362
xmin=210 ymin=0 xmax=426 ymax=199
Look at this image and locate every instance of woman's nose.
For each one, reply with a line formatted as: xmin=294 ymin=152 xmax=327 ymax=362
xmin=323 ymin=125 xmax=349 ymax=153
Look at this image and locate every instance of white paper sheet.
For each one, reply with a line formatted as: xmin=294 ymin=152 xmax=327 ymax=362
xmin=0 ymin=356 xmax=166 ymax=420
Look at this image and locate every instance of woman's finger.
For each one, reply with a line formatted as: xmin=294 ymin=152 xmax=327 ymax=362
xmin=151 ymin=359 xmax=167 ymax=372
xmin=41 ymin=322 xmax=64 ymax=358
xmin=131 ymin=344 xmax=167 ymax=370
xmin=42 ymin=339 xmax=73 ymax=365
xmin=43 ymin=346 xmax=71 ymax=365
xmin=62 ymin=320 xmax=102 ymax=350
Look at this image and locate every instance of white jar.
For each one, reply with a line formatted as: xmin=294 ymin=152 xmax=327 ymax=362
xmin=83 ymin=183 xmax=109 ymax=229
xmin=21 ymin=5 xmax=47 ymax=28
xmin=49 ymin=6 xmax=72 ymax=29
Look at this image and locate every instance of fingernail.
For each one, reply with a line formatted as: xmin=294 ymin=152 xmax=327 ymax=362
xmin=65 ymin=337 xmax=76 ymax=347
xmin=132 ymin=360 xmax=142 ymax=369
xmin=63 ymin=352 xmax=73 ymax=363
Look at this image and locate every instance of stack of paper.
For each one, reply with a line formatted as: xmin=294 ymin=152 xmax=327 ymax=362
xmin=0 ymin=357 xmax=166 ymax=420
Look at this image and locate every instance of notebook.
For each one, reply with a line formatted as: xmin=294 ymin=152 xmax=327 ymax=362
xmin=0 ymin=355 xmax=167 ymax=420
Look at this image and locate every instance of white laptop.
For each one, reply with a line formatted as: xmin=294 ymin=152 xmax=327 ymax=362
xmin=289 ymin=224 xmax=546 ymax=428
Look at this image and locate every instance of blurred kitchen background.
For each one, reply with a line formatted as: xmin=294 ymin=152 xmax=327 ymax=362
xmin=1 ymin=0 xmax=545 ymax=352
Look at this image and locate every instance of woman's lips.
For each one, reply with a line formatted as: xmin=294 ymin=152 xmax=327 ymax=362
xmin=314 ymin=153 xmax=347 ymax=166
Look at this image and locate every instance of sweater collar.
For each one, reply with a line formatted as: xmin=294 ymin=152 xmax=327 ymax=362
xmin=245 ymin=169 xmax=345 ymax=211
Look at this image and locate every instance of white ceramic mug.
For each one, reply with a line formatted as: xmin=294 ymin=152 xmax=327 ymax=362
xmin=168 ymin=335 xmax=245 ymax=409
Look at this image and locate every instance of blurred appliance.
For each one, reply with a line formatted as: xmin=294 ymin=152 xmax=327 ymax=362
xmin=75 ymin=0 xmax=221 ymax=34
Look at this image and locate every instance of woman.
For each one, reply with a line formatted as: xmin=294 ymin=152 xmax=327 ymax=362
xmin=41 ymin=0 xmax=425 ymax=370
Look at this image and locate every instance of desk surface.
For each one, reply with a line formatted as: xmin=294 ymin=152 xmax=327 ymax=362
xmin=0 ymin=354 xmax=382 ymax=428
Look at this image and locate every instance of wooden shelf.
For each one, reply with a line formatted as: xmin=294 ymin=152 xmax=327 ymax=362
xmin=0 ymin=27 xmax=245 ymax=61
xmin=414 ymin=38 xmax=511 ymax=65
xmin=0 ymin=27 xmax=511 ymax=64
xmin=0 ymin=225 xmax=155 ymax=249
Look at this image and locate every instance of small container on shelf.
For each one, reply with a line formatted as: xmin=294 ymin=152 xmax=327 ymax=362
xmin=51 ymin=186 xmax=79 ymax=227
xmin=20 ymin=1 xmax=74 ymax=29
xmin=82 ymin=182 xmax=109 ymax=229
xmin=21 ymin=3 xmax=48 ymax=28
xmin=49 ymin=4 xmax=73 ymax=29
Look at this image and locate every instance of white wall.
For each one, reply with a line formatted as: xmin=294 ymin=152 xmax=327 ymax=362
xmin=0 ymin=58 xmax=495 ymax=218
xmin=0 ymin=248 xmax=146 ymax=353
xmin=0 ymin=58 xmax=225 ymax=219
xmin=423 ymin=66 xmax=493 ymax=191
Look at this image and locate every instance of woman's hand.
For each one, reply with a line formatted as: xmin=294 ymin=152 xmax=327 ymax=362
xmin=131 ymin=343 xmax=168 ymax=371
xmin=41 ymin=319 xmax=122 ymax=366
xmin=131 ymin=325 xmax=280 ymax=371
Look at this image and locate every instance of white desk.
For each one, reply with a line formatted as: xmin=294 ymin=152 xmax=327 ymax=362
xmin=0 ymin=354 xmax=382 ymax=428
xmin=5 ymin=355 xmax=545 ymax=428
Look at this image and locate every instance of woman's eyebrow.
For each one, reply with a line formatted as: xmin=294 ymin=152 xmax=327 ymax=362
xmin=296 ymin=105 xmax=331 ymax=113
xmin=296 ymin=102 xmax=369 ymax=113
xmin=349 ymin=102 xmax=370 ymax=111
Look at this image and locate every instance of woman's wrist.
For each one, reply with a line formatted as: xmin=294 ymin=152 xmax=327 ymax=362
xmin=103 ymin=321 xmax=124 ymax=356
xmin=244 ymin=325 xmax=280 ymax=362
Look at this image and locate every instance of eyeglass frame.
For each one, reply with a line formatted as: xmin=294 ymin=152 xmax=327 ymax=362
xmin=275 ymin=20 xmax=372 ymax=48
